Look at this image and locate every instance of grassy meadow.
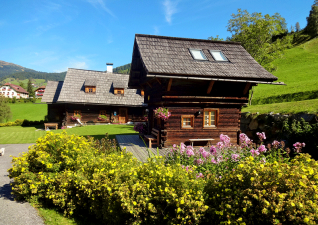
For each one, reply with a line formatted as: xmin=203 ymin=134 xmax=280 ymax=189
xmin=3 ymin=78 xmax=47 ymax=88
xmin=8 ymin=101 xmax=47 ymax=122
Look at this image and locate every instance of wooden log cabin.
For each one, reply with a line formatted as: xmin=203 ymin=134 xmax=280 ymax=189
xmin=128 ymin=34 xmax=284 ymax=147
xmin=42 ymin=64 xmax=146 ymax=127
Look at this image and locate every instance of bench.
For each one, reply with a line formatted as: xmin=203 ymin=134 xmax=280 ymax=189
xmin=44 ymin=123 xmax=58 ymax=130
xmin=189 ymin=138 xmax=214 ymax=147
xmin=144 ymin=128 xmax=160 ymax=148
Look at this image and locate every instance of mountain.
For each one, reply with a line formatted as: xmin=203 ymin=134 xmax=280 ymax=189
xmin=113 ymin=63 xmax=131 ymax=74
xmin=0 ymin=60 xmax=66 ymax=82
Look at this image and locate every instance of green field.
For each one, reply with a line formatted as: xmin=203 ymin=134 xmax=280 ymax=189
xmin=8 ymin=102 xmax=47 ymax=122
xmin=0 ymin=125 xmax=137 ymax=144
xmin=3 ymin=78 xmax=47 ymax=88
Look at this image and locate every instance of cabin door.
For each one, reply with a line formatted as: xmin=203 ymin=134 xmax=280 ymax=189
xmin=119 ymin=108 xmax=128 ymax=123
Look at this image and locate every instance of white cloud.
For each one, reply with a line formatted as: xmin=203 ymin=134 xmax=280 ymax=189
xmin=86 ymin=0 xmax=116 ymax=18
xmin=153 ymin=26 xmax=159 ymax=35
xmin=69 ymin=61 xmax=88 ymax=69
xmin=163 ymin=0 xmax=178 ymax=24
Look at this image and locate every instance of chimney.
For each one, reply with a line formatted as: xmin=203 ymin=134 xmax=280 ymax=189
xmin=106 ymin=63 xmax=113 ymax=73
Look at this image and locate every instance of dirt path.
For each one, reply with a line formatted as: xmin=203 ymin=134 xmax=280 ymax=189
xmin=0 ymin=144 xmax=44 ymax=225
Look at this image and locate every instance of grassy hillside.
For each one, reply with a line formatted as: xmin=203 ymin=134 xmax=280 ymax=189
xmin=3 ymin=78 xmax=46 ymax=88
xmin=8 ymin=102 xmax=47 ymax=122
xmin=251 ymin=38 xmax=318 ymax=105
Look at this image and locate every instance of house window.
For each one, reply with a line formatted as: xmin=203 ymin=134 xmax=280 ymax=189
xmin=189 ymin=49 xmax=208 ymax=60
xmin=181 ymin=115 xmax=194 ymax=129
xmin=114 ymin=88 xmax=124 ymax=95
xmin=85 ymin=86 xmax=96 ymax=93
xmin=74 ymin=110 xmax=81 ymax=116
xmin=100 ymin=110 xmax=107 ymax=116
xmin=209 ymin=50 xmax=228 ymax=61
xmin=203 ymin=109 xmax=218 ymax=128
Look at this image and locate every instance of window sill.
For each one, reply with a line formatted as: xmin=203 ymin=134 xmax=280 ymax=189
xmin=203 ymin=126 xmax=217 ymax=129
xmin=181 ymin=127 xmax=194 ymax=129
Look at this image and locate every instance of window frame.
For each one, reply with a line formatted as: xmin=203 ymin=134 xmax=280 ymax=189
xmin=189 ymin=49 xmax=208 ymax=61
xmin=85 ymin=86 xmax=96 ymax=93
xmin=114 ymin=88 xmax=125 ymax=95
xmin=181 ymin=115 xmax=194 ymax=129
xmin=209 ymin=50 xmax=229 ymax=62
xmin=99 ymin=110 xmax=107 ymax=116
xmin=203 ymin=108 xmax=219 ymax=129
xmin=74 ymin=110 xmax=81 ymax=116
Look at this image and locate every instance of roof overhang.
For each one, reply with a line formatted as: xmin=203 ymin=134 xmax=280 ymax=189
xmin=147 ymin=74 xmax=285 ymax=85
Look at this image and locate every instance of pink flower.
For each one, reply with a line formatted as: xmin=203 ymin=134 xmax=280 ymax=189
xmin=216 ymin=142 xmax=224 ymax=149
xmin=258 ymin=145 xmax=267 ymax=153
xmin=293 ymin=142 xmax=306 ymax=153
xmin=196 ymin=173 xmax=204 ymax=179
xmin=250 ymin=149 xmax=260 ymax=157
xmin=180 ymin=143 xmax=186 ymax=154
xmin=210 ymin=146 xmax=217 ymax=155
xmin=240 ymin=133 xmax=251 ymax=148
xmin=256 ymin=132 xmax=266 ymax=142
xmin=196 ymin=158 xmax=204 ymax=165
xmin=220 ymin=134 xmax=231 ymax=147
xmin=186 ymin=146 xmax=194 ymax=157
xmin=231 ymin=153 xmax=240 ymax=162
xmin=211 ymin=158 xmax=217 ymax=164
xmin=201 ymin=150 xmax=210 ymax=159
xmin=272 ymin=140 xmax=280 ymax=148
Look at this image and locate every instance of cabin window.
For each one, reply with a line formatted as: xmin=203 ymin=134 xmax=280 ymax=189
xmin=181 ymin=115 xmax=194 ymax=129
xmin=203 ymin=109 xmax=218 ymax=128
xmin=74 ymin=110 xmax=81 ymax=116
xmin=209 ymin=50 xmax=228 ymax=61
xmin=85 ymin=86 xmax=96 ymax=93
xmin=114 ymin=88 xmax=124 ymax=95
xmin=99 ymin=110 xmax=107 ymax=116
xmin=189 ymin=49 xmax=208 ymax=60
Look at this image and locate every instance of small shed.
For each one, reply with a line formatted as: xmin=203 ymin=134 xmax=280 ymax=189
xmin=128 ymin=34 xmax=283 ymax=147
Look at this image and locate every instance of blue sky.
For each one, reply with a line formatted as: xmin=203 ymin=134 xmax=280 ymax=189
xmin=0 ymin=0 xmax=314 ymax=73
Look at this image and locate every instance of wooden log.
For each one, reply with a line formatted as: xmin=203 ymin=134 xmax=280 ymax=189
xmin=167 ymin=78 xmax=173 ymax=91
xmin=243 ymin=82 xmax=252 ymax=95
xmin=207 ymin=81 xmax=215 ymax=94
xmin=162 ymin=96 xmax=248 ymax=100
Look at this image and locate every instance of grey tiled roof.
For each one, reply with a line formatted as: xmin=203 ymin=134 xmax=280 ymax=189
xmin=133 ymin=34 xmax=278 ymax=81
xmin=41 ymin=81 xmax=63 ymax=103
xmin=84 ymin=78 xmax=97 ymax=86
xmin=112 ymin=80 xmax=126 ymax=88
xmin=52 ymin=68 xmax=144 ymax=106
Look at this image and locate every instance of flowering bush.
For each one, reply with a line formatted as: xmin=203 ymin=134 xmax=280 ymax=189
xmin=70 ymin=114 xmax=81 ymax=121
xmin=154 ymin=107 xmax=171 ymax=121
xmin=165 ymin=133 xmax=291 ymax=177
xmin=133 ymin=122 xmax=146 ymax=134
xmin=98 ymin=115 xmax=107 ymax=121
xmin=203 ymin=154 xmax=318 ymax=224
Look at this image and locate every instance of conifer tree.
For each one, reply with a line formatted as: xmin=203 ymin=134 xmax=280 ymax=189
xmin=295 ymin=22 xmax=301 ymax=32
xmin=27 ymin=79 xmax=35 ymax=98
xmin=306 ymin=0 xmax=318 ymax=37
xmin=0 ymin=96 xmax=12 ymax=123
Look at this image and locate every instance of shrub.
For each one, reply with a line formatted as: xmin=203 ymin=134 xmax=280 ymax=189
xmin=203 ymin=154 xmax=318 ymax=224
xmin=133 ymin=122 xmax=147 ymax=133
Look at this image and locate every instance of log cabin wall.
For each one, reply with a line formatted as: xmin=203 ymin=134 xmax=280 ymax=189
xmin=63 ymin=104 xmax=145 ymax=125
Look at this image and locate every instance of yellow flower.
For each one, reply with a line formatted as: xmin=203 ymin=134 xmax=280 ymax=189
xmin=304 ymin=217 xmax=310 ymax=223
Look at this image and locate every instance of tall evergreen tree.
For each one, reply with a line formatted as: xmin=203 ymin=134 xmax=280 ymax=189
xmin=27 ymin=79 xmax=34 ymax=98
xmin=0 ymin=96 xmax=12 ymax=123
xmin=305 ymin=0 xmax=318 ymax=37
xmin=295 ymin=22 xmax=301 ymax=32
xmin=19 ymin=81 xmax=26 ymax=89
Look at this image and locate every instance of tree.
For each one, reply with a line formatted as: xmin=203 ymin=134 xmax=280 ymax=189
xmin=19 ymin=82 xmax=26 ymax=89
xmin=0 ymin=96 xmax=12 ymax=123
xmin=208 ymin=35 xmax=224 ymax=41
xmin=227 ymin=9 xmax=291 ymax=72
xmin=305 ymin=0 xmax=318 ymax=37
xmin=295 ymin=22 xmax=301 ymax=32
xmin=27 ymin=79 xmax=34 ymax=98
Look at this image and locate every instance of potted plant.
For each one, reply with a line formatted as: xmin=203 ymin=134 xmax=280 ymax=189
xmin=154 ymin=107 xmax=171 ymax=121
xmin=71 ymin=114 xmax=81 ymax=122
xmin=98 ymin=115 xmax=107 ymax=122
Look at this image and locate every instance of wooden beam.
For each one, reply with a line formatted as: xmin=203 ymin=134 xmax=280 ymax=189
xmin=207 ymin=81 xmax=215 ymax=94
xmin=167 ymin=78 xmax=173 ymax=91
xmin=146 ymin=82 xmax=152 ymax=88
xmin=156 ymin=78 xmax=162 ymax=85
xmin=162 ymin=96 xmax=248 ymax=100
xmin=243 ymin=82 xmax=252 ymax=95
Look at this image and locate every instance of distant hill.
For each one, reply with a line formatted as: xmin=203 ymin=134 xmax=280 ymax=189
xmin=0 ymin=60 xmax=66 ymax=83
xmin=113 ymin=63 xmax=131 ymax=74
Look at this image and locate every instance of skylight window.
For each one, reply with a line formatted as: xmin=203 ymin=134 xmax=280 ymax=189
xmin=209 ymin=50 xmax=228 ymax=61
xmin=189 ymin=49 xmax=207 ymax=60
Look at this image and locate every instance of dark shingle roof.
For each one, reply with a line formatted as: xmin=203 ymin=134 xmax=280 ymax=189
xmin=84 ymin=78 xmax=97 ymax=86
xmin=41 ymin=81 xmax=63 ymax=103
xmin=48 ymin=68 xmax=144 ymax=106
xmin=112 ymin=80 xmax=126 ymax=88
xmin=133 ymin=34 xmax=278 ymax=81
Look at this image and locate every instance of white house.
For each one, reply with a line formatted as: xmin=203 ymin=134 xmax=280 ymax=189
xmin=34 ymin=86 xmax=46 ymax=98
xmin=0 ymin=83 xmax=29 ymax=99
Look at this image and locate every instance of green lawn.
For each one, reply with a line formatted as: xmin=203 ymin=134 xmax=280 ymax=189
xmin=8 ymin=102 xmax=47 ymax=122
xmin=0 ymin=125 xmax=137 ymax=144
xmin=252 ymin=38 xmax=318 ymax=103
xmin=242 ymin=98 xmax=318 ymax=114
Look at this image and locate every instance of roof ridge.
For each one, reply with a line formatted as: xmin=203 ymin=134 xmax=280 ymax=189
xmin=68 ymin=68 xmax=125 ymax=75
xmin=135 ymin=34 xmax=241 ymax=45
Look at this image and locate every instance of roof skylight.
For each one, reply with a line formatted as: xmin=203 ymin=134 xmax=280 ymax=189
xmin=209 ymin=50 xmax=228 ymax=61
xmin=189 ymin=49 xmax=207 ymax=60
